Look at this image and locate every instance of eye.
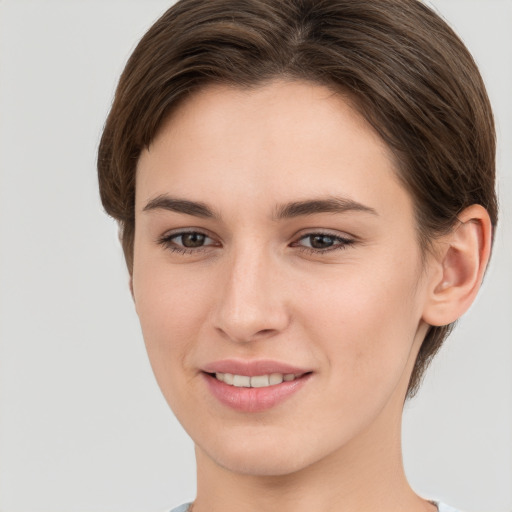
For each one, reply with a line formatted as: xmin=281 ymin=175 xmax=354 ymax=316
xmin=176 ymin=232 xmax=208 ymax=248
xmin=293 ymin=232 xmax=355 ymax=253
xmin=158 ymin=230 xmax=218 ymax=254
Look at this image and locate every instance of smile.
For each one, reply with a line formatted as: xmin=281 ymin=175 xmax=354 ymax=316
xmin=202 ymin=372 xmax=313 ymax=413
xmin=213 ymin=372 xmax=303 ymax=388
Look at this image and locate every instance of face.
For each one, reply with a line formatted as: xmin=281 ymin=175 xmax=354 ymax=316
xmin=133 ymin=80 xmax=432 ymax=476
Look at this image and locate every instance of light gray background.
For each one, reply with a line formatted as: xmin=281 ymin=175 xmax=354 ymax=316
xmin=0 ymin=1 xmax=510 ymax=511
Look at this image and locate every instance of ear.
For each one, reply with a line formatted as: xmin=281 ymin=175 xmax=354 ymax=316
xmin=422 ymin=204 xmax=493 ymax=327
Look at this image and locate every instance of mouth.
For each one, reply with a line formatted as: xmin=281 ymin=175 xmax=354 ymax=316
xmin=201 ymin=362 xmax=313 ymax=412
xmin=207 ymin=371 xmax=308 ymax=388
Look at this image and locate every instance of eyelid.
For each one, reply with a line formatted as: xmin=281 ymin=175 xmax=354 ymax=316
xmin=292 ymin=227 xmax=356 ymax=242
xmin=157 ymin=228 xmax=220 ymax=253
xmin=291 ymin=230 xmax=356 ymax=253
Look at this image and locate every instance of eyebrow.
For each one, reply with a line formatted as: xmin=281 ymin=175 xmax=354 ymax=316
xmin=143 ymin=195 xmax=219 ymax=219
xmin=273 ymin=197 xmax=378 ymax=219
xmin=142 ymin=194 xmax=377 ymax=220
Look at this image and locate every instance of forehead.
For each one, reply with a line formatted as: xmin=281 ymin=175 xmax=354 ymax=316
xmin=135 ymin=80 xmax=410 ymax=220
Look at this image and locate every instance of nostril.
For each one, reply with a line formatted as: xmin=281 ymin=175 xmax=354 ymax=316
xmin=256 ymin=328 xmax=275 ymax=336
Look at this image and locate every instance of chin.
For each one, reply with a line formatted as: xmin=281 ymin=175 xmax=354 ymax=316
xmin=210 ymin=447 xmax=312 ymax=477
xmin=195 ymin=426 xmax=336 ymax=477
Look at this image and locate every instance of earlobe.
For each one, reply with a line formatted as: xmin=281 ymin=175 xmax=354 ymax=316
xmin=422 ymin=204 xmax=492 ymax=327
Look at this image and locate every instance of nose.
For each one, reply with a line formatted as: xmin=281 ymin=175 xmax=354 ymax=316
xmin=212 ymin=246 xmax=290 ymax=343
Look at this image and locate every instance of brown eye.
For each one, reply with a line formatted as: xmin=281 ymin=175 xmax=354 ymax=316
xmin=180 ymin=232 xmax=206 ymax=248
xmin=309 ymin=235 xmax=335 ymax=249
xmin=158 ymin=230 xmax=217 ymax=253
xmin=294 ymin=232 xmax=355 ymax=253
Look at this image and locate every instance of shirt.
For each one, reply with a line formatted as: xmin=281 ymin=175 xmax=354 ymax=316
xmin=169 ymin=501 xmax=461 ymax=511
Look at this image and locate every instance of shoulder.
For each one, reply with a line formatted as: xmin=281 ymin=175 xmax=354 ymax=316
xmin=437 ymin=503 xmax=465 ymax=512
xmin=168 ymin=504 xmax=192 ymax=512
xmin=167 ymin=504 xmax=191 ymax=512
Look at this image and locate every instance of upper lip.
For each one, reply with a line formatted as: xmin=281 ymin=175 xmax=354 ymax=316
xmin=202 ymin=359 xmax=311 ymax=377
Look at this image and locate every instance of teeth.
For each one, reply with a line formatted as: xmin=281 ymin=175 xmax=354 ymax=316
xmin=233 ymin=374 xmax=251 ymax=387
xmin=250 ymin=374 xmax=270 ymax=388
xmin=269 ymin=373 xmax=284 ymax=385
xmin=214 ymin=372 xmax=301 ymax=388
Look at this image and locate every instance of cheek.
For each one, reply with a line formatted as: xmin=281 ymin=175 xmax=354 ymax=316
xmin=295 ymin=251 xmax=423 ymax=394
xmin=132 ymin=260 xmax=217 ymax=391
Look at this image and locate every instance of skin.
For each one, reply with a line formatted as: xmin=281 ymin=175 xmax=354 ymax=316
xmin=132 ymin=80 xmax=491 ymax=512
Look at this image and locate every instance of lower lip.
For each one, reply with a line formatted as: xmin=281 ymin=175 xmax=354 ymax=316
xmin=203 ymin=373 xmax=311 ymax=413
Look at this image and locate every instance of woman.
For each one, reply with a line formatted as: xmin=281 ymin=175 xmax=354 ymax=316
xmin=97 ymin=1 xmax=497 ymax=511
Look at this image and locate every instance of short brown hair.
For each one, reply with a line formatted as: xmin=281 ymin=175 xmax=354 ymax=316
xmin=98 ymin=0 xmax=497 ymax=397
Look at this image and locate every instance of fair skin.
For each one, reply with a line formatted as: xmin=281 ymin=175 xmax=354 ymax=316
xmin=132 ymin=80 xmax=491 ymax=512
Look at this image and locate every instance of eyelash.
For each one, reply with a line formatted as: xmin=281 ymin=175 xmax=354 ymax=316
xmin=292 ymin=232 xmax=355 ymax=254
xmin=157 ymin=230 xmax=355 ymax=255
xmin=157 ymin=231 xmax=217 ymax=255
